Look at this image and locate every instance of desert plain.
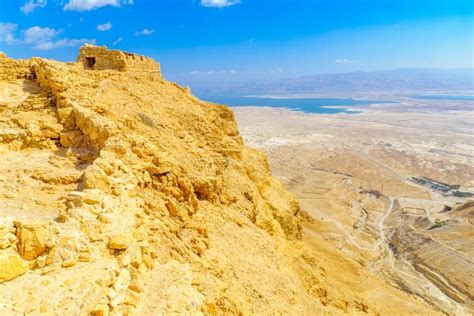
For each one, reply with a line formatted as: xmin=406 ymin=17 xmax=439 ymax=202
xmin=234 ymin=94 xmax=474 ymax=314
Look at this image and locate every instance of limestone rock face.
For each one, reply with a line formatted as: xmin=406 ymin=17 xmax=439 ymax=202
xmin=0 ymin=48 xmax=439 ymax=315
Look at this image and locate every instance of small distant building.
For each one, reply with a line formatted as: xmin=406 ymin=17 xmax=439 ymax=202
xmin=77 ymin=44 xmax=160 ymax=74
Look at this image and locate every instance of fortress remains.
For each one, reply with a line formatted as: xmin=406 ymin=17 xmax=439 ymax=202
xmin=77 ymin=44 xmax=161 ymax=74
xmin=1 ymin=44 xmax=161 ymax=82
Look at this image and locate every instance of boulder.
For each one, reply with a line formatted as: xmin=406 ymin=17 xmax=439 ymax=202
xmin=109 ymin=234 xmax=133 ymax=250
xmin=15 ymin=223 xmax=48 ymax=260
xmin=0 ymin=249 xmax=27 ymax=283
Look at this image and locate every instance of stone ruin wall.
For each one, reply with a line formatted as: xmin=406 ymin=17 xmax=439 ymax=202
xmin=1 ymin=45 xmax=161 ymax=82
xmin=0 ymin=53 xmax=34 ymax=81
xmin=120 ymin=52 xmax=161 ymax=74
xmin=77 ymin=45 xmax=160 ymax=75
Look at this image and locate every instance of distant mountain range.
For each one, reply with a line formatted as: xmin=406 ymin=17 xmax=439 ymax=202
xmin=181 ymin=68 xmax=473 ymax=95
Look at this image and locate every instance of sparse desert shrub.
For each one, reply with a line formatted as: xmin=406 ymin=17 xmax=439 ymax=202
xmin=430 ymin=219 xmax=445 ymax=229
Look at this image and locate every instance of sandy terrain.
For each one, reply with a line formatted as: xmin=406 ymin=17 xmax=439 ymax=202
xmin=234 ymin=98 xmax=474 ymax=314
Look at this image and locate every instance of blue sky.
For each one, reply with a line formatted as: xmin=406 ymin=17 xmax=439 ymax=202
xmin=1 ymin=0 xmax=472 ymax=81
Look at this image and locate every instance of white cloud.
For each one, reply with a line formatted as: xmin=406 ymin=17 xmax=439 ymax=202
xmin=97 ymin=22 xmax=113 ymax=31
xmin=63 ymin=0 xmax=132 ymax=11
xmin=24 ymin=26 xmax=60 ymax=44
xmin=201 ymin=0 xmax=240 ymax=8
xmin=334 ymin=58 xmax=359 ymax=65
xmin=190 ymin=70 xmax=215 ymax=75
xmin=21 ymin=25 xmax=94 ymax=50
xmin=20 ymin=0 xmax=47 ymax=14
xmin=113 ymin=37 xmax=122 ymax=45
xmin=135 ymin=29 xmax=154 ymax=36
xmin=0 ymin=23 xmax=18 ymax=44
xmin=34 ymin=38 xmax=95 ymax=50
xmin=190 ymin=69 xmax=238 ymax=75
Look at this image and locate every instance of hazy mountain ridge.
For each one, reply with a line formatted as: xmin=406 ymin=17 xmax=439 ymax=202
xmin=182 ymin=68 xmax=474 ymax=95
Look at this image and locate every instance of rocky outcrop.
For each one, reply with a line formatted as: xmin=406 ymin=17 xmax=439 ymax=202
xmin=0 ymin=50 xmax=307 ymax=314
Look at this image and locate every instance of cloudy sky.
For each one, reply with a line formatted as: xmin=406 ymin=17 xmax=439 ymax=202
xmin=1 ymin=0 xmax=472 ymax=81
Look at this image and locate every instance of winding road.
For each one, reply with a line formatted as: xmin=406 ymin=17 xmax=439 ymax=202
xmin=319 ymin=197 xmax=395 ymax=252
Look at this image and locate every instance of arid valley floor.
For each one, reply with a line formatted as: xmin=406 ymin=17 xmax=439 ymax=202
xmin=234 ymin=95 xmax=474 ymax=314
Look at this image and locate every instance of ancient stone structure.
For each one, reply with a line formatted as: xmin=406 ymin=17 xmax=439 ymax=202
xmin=77 ymin=44 xmax=160 ymax=74
xmin=0 ymin=52 xmax=34 ymax=81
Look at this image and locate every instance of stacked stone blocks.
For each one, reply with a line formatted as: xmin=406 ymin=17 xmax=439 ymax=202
xmin=77 ymin=44 xmax=160 ymax=74
xmin=0 ymin=52 xmax=34 ymax=81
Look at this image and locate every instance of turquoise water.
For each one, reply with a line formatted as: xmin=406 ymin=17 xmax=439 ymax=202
xmin=199 ymin=96 xmax=391 ymax=114
xmin=410 ymin=95 xmax=474 ymax=101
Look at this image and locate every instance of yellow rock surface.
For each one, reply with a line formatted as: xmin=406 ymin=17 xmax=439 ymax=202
xmin=0 ymin=249 xmax=27 ymax=283
xmin=109 ymin=234 xmax=133 ymax=250
xmin=15 ymin=223 xmax=48 ymax=260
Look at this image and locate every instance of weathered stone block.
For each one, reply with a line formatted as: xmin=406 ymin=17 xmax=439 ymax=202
xmin=109 ymin=234 xmax=133 ymax=250
xmin=15 ymin=223 xmax=48 ymax=260
xmin=0 ymin=249 xmax=27 ymax=283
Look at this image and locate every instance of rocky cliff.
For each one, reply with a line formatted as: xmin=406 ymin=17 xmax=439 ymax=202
xmin=0 ymin=47 xmax=437 ymax=314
